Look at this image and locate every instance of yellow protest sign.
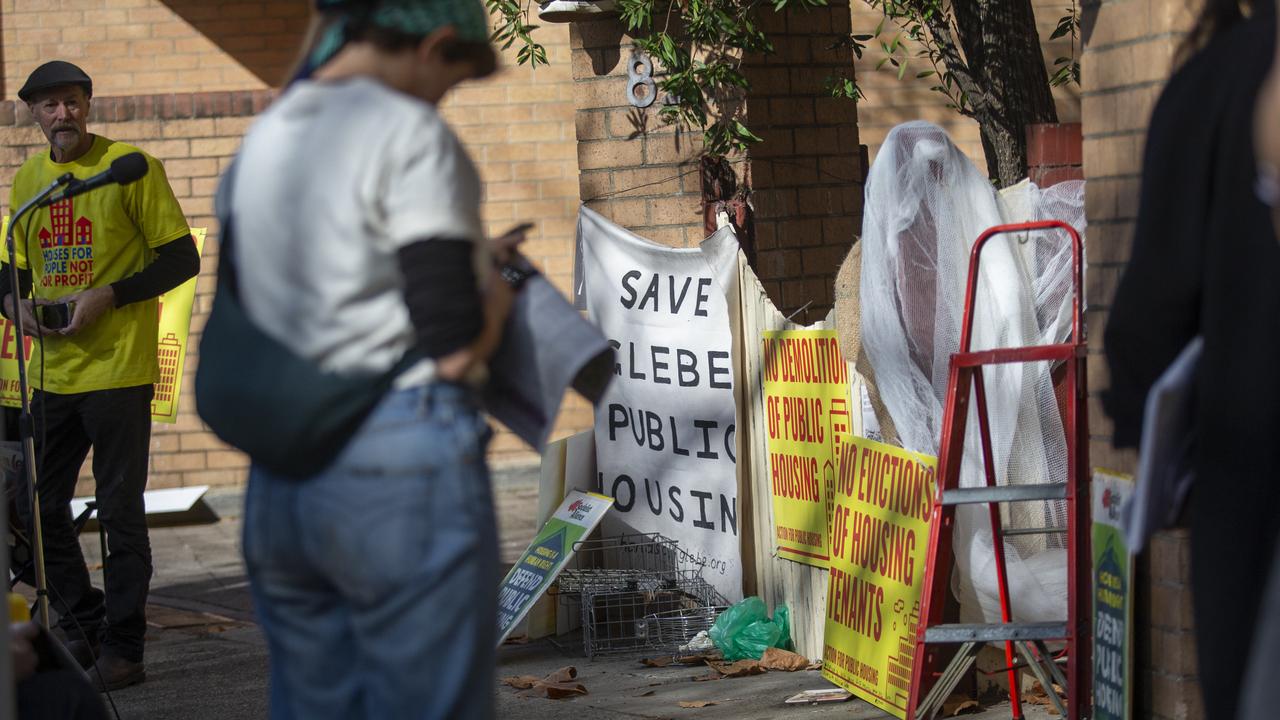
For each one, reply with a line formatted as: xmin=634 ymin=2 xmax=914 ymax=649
xmin=150 ymin=227 xmax=206 ymax=422
xmin=0 ymin=222 xmax=206 ymax=424
xmin=821 ymin=435 xmax=936 ymax=719
xmin=761 ymin=329 xmax=853 ymax=567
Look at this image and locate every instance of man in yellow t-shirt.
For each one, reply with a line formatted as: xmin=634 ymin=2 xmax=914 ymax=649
xmin=1 ymin=61 xmax=199 ymax=692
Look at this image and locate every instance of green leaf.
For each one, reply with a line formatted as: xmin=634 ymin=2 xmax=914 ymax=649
xmin=916 ymin=69 xmax=935 ymax=78
xmin=897 ymin=60 xmax=908 ymax=80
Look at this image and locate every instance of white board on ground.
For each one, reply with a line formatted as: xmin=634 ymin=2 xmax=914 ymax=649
xmin=71 ymin=485 xmax=210 ymax=523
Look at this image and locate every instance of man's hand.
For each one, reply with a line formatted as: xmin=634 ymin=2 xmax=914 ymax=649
xmin=2 ymin=294 xmax=55 ymax=337
xmin=56 ymin=285 xmax=115 ymax=335
xmin=491 ymin=223 xmax=531 ymax=265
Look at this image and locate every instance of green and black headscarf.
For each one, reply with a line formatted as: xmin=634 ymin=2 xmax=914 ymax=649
xmin=299 ymin=0 xmax=491 ymax=79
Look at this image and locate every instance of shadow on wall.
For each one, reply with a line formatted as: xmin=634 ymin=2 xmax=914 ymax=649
xmin=160 ymin=1 xmax=312 ymax=89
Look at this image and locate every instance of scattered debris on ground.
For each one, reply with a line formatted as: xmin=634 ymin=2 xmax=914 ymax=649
xmin=942 ymin=695 xmax=982 ymax=716
xmin=759 ymin=647 xmax=810 ymax=671
xmin=783 ymin=688 xmax=852 ymax=704
xmin=502 ymin=666 xmax=589 ymax=699
xmin=146 ymin=605 xmax=247 ymax=636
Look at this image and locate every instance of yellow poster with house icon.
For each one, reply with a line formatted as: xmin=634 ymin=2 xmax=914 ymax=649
xmin=0 ymin=220 xmax=205 ymax=424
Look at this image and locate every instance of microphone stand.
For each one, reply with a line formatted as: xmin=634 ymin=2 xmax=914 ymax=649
xmin=6 ymin=171 xmax=73 ymax=629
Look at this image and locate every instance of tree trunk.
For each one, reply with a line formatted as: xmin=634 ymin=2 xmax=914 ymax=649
xmin=953 ymin=0 xmax=1059 ymax=187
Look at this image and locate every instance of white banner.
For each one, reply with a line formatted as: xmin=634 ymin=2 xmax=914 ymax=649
xmin=579 ymin=207 xmax=742 ymax=602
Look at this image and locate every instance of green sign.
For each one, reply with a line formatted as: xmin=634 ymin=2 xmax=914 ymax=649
xmin=496 ymin=491 xmax=614 ymax=644
xmin=1092 ymin=471 xmax=1133 ymax=720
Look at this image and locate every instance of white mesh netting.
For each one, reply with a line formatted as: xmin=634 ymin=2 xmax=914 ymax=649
xmin=858 ymin=121 xmax=1086 ymax=624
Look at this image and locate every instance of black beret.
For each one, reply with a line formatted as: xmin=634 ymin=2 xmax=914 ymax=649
xmin=18 ymin=61 xmax=93 ymax=102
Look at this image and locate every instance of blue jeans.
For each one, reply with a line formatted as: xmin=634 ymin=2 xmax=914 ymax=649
xmin=243 ymin=382 xmax=497 ymax=720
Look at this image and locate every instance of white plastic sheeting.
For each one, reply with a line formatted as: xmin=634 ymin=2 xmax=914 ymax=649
xmin=858 ymin=121 xmax=1086 ymax=624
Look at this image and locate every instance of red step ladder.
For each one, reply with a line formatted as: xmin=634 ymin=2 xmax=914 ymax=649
xmin=906 ymin=221 xmax=1091 ymax=720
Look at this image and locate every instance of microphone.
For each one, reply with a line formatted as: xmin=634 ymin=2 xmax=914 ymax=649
xmin=38 ymin=152 xmax=149 ymax=207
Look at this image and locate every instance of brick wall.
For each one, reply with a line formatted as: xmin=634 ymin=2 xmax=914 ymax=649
xmin=442 ymin=24 xmax=589 ymax=466
xmin=744 ymin=3 xmax=863 ymax=323
xmin=850 ymin=0 xmax=1082 ymax=174
xmin=0 ymin=3 xmax=586 ymax=487
xmin=0 ymin=98 xmax=256 ymax=491
xmin=1 ymin=0 xmax=310 ymax=100
xmin=569 ymin=3 xmax=864 ymax=322
xmin=572 ymin=23 xmax=708 ymax=250
xmin=1080 ymin=0 xmax=1200 ymax=718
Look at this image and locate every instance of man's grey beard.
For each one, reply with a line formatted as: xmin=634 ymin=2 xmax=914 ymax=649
xmin=50 ymin=127 xmax=81 ymax=153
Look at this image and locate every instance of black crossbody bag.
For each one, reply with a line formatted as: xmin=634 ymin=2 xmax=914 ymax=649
xmin=195 ymin=163 xmax=418 ymax=479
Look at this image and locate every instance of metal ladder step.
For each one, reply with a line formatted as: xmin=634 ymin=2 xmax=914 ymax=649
xmin=940 ymin=484 xmax=1067 ymax=505
xmin=924 ymin=622 xmax=1068 ymax=644
xmin=1002 ymin=526 xmax=1068 ymax=536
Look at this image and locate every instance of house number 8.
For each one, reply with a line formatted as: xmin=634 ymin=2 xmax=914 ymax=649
xmin=627 ymin=52 xmax=657 ymax=109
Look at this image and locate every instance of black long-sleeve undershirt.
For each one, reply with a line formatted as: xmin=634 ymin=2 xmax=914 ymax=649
xmin=111 ymin=233 xmax=200 ymax=307
xmin=397 ymin=238 xmax=484 ymax=359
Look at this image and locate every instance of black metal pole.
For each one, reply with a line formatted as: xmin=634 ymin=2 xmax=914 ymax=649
xmin=5 ymin=172 xmax=73 ymax=630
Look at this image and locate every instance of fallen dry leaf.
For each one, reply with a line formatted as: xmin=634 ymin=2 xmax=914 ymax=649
xmin=502 ymin=675 xmax=540 ymax=690
xmin=544 ymin=667 xmax=578 ymax=684
xmin=706 ymin=659 xmax=766 ymax=678
xmin=692 ymin=671 xmax=722 ymax=682
xmin=635 ymin=690 xmax=656 ymax=697
xmin=942 ymin=697 xmax=981 ymax=716
xmin=642 ymin=656 xmax=674 ymax=667
xmin=677 ymin=652 xmax=721 ymax=664
xmin=505 ymin=667 xmax=588 ymax=700
xmin=760 ymin=647 xmax=810 ymax=672
xmin=806 ymin=660 xmax=823 ymax=671
xmin=678 ymin=700 xmax=717 ymax=708
xmin=503 ymin=634 xmax=530 ymax=645
xmin=539 ymin=682 xmax=588 ymax=700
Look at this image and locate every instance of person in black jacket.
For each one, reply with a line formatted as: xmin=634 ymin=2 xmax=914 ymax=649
xmin=1104 ymin=3 xmax=1278 ymax=718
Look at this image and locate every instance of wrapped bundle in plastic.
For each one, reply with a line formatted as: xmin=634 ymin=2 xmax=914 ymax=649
xmin=858 ymin=121 xmax=1085 ymax=624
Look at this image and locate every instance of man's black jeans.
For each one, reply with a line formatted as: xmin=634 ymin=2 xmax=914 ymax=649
xmin=15 ymin=384 xmax=154 ymax=663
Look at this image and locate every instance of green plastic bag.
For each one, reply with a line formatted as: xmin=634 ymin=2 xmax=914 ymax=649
xmin=709 ymin=597 xmax=793 ymax=661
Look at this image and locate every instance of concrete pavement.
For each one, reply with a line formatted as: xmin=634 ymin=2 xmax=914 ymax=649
xmin=25 ymin=468 xmax=1052 ymax=719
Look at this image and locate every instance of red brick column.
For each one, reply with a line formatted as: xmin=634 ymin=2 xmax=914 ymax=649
xmin=1026 ymin=122 xmax=1083 ymax=187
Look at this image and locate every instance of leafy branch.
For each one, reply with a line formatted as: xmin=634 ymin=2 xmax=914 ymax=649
xmin=1048 ymin=2 xmax=1080 ymax=88
xmin=825 ymin=0 xmax=1080 ymax=113
xmin=486 ymin=0 xmax=548 ymax=66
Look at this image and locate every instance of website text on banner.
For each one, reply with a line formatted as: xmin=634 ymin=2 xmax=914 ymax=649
xmin=579 ymin=207 xmax=743 ymax=602
xmin=496 ymin=490 xmax=615 ymax=645
xmin=0 ymin=223 xmax=206 ymax=423
xmin=822 ymin=435 xmax=936 ymax=720
xmin=761 ymin=329 xmax=853 ymax=568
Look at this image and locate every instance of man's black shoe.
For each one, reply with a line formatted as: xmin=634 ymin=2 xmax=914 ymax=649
xmin=63 ymin=637 xmax=98 ymax=671
xmin=90 ymin=654 xmax=145 ymax=692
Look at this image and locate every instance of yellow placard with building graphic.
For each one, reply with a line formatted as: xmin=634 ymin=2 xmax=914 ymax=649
xmin=0 ymin=220 xmax=206 ymax=424
xmin=150 ymin=227 xmax=205 ymax=422
xmin=821 ymin=435 xmax=936 ymax=719
xmin=761 ymin=329 xmax=853 ymax=568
